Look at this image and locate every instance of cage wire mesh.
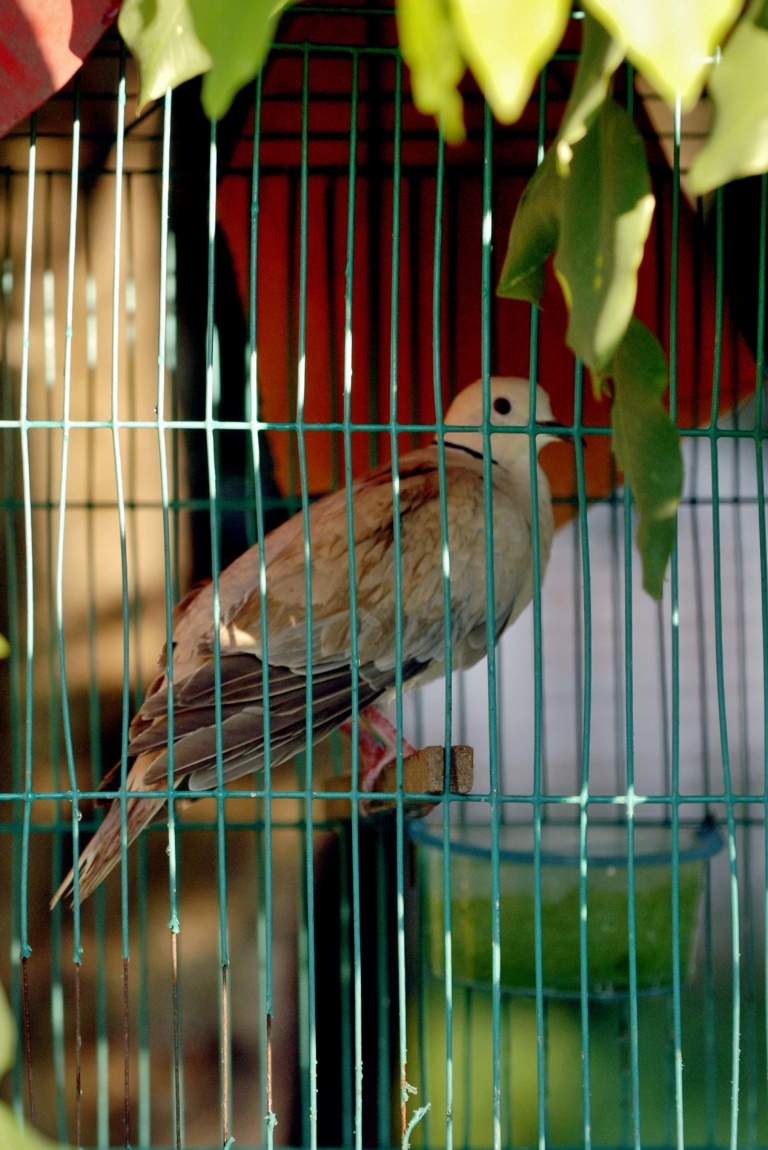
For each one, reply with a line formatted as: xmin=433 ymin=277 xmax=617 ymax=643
xmin=1 ymin=4 xmax=767 ymax=1149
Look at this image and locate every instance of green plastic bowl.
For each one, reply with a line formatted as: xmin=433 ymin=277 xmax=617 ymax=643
xmin=409 ymin=820 xmax=723 ymax=997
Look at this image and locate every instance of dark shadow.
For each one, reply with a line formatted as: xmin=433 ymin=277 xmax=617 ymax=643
xmin=315 ymin=822 xmax=402 ymax=1149
xmin=705 ymin=177 xmax=768 ymax=371
xmin=171 ymin=78 xmax=286 ymax=582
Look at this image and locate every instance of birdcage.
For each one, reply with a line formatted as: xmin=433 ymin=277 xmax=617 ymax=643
xmin=1 ymin=4 xmax=766 ymax=1150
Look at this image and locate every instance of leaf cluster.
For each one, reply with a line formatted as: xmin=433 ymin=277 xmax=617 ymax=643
xmin=119 ymin=0 xmax=291 ymax=119
xmin=498 ymin=15 xmax=682 ymax=598
xmin=117 ymin=0 xmax=768 ymax=198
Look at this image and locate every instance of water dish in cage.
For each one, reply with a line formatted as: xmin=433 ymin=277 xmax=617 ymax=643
xmin=409 ymin=819 xmax=724 ymax=996
xmin=52 ymin=376 xmax=568 ymax=907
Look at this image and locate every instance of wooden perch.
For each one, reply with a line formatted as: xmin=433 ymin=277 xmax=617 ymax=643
xmin=324 ymin=745 xmax=474 ymax=821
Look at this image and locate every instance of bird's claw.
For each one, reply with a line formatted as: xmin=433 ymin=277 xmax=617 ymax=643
xmin=341 ymin=704 xmax=417 ymax=792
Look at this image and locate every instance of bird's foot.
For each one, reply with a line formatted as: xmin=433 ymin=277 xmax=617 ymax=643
xmin=341 ymin=705 xmax=417 ymax=793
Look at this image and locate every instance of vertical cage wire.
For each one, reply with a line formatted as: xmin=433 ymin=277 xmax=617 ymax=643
xmin=17 ymin=100 xmax=37 ymax=1136
xmin=340 ymin=48 xmax=364 ymax=1150
xmin=248 ymin=64 xmax=275 ymax=1150
xmin=430 ymin=124 xmax=455 ymax=1150
xmin=668 ymin=89 xmax=685 ymax=1150
xmin=480 ymin=98 xmax=502 ymax=1150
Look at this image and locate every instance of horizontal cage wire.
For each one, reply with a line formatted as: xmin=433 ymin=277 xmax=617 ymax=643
xmin=0 ymin=5 xmax=767 ymax=1150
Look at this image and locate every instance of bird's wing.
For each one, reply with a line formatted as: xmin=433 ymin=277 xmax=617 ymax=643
xmin=138 ymin=653 xmax=409 ymax=789
xmin=219 ymin=446 xmax=528 ymax=672
xmin=136 ymin=445 xmax=531 ymax=791
xmin=214 ymin=449 xmax=444 ymax=671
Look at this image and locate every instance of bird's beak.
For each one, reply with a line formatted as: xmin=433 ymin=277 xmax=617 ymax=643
xmin=538 ymin=420 xmax=588 ymax=448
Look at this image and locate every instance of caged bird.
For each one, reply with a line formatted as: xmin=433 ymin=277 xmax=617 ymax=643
xmin=52 ymin=376 xmax=568 ymax=907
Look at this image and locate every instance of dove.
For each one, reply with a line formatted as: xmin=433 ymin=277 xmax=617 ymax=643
xmin=52 ymin=376 xmax=562 ymax=906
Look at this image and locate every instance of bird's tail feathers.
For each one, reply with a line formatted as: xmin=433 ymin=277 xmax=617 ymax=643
xmin=50 ymin=752 xmax=166 ymax=909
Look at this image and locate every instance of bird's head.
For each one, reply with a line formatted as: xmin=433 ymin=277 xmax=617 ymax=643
xmin=441 ymin=377 xmax=565 ymax=473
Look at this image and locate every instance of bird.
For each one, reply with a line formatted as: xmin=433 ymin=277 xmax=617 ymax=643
xmin=52 ymin=376 xmax=562 ymax=906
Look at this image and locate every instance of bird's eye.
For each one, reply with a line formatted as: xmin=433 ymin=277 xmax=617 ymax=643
xmin=493 ymin=397 xmax=511 ymax=416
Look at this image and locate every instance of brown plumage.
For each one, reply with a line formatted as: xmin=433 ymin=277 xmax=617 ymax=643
xmin=52 ymin=377 xmax=557 ymax=906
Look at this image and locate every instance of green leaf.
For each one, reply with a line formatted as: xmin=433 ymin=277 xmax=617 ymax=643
xmin=0 ymin=633 xmax=9 ymax=659
xmin=0 ymin=985 xmax=71 ymax=1147
xmin=610 ymin=317 xmax=682 ymax=599
xmin=496 ymin=16 xmax=623 ymax=305
xmin=497 ymin=147 xmax=560 ymax=303
xmin=396 ymin=0 xmax=466 ymax=143
xmin=448 ymin=0 xmax=569 ymax=124
xmin=0 ymin=982 xmax=14 ymax=1077
xmin=555 ymin=13 xmax=625 ymax=175
xmin=118 ymin=0 xmax=212 ymax=114
xmin=688 ymin=2 xmax=768 ymax=195
xmin=0 ymin=1105 xmax=72 ymax=1150
xmin=554 ymin=97 xmax=654 ymax=371
xmin=190 ymin=0 xmax=292 ymax=122
xmin=583 ymin=0 xmax=742 ymax=110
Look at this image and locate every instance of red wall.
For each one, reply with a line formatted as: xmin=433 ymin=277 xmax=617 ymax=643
xmin=216 ymin=18 xmax=757 ymax=525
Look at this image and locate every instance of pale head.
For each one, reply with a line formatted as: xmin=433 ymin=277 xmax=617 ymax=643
xmin=441 ymin=377 xmax=559 ymax=472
